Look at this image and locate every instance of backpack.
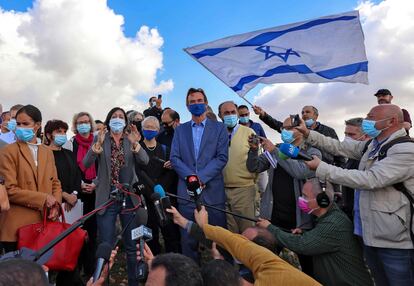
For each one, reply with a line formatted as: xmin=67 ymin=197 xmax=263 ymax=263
xmin=362 ymin=136 xmax=414 ymax=244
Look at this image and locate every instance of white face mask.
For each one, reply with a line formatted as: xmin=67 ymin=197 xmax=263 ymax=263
xmin=344 ymin=133 xmax=366 ymax=143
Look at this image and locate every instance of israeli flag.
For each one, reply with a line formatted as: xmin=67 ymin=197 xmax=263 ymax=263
xmin=185 ymin=10 xmax=368 ymax=96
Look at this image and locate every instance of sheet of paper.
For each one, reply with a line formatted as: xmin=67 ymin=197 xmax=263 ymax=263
xmin=63 ymin=200 xmax=83 ymax=224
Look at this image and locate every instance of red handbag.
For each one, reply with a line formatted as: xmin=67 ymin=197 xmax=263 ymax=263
xmin=17 ymin=206 xmax=87 ymax=271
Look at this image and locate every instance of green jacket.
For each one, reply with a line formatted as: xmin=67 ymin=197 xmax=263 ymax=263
xmin=268 ymin=204 xmax=373 ymax=286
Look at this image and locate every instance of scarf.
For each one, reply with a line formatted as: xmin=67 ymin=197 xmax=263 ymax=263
xmin=75 ymin=133 xmax=96 ymax=180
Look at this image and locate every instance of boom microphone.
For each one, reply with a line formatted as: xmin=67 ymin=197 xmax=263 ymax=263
xmin=93 ymin=242 xmax=112 ymax=282
xmin=278 ymin=143 xmax=313 ymax=161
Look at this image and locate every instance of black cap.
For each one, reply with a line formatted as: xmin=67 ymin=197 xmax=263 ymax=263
xmin=374 ymin=89 xmax=392 ymax=97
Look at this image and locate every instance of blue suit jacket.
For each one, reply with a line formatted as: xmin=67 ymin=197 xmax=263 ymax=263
xmin=170 ymin=118 xmax=228 ymax=206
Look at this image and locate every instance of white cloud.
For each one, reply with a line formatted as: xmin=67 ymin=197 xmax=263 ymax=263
xmin=253 ymin=0 xmax=414 ymax=141
xmin=0 ymin=0 xmax=173 ymax=125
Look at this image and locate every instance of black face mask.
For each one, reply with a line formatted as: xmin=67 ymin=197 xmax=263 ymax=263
xmin=162 ymin=123 xmax=174 ymax=133
xmin=132 ymin=120 xmax=142 ymax=132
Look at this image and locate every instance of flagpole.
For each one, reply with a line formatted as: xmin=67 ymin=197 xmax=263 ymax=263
xmin=239 ymin=95 xmax=254 ymax=107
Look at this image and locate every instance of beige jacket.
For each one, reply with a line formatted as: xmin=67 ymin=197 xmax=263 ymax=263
xmin=0 ymin=142 xmax=62 ymax=241
xmin=307 ymin=128 xmax=414 ymax=249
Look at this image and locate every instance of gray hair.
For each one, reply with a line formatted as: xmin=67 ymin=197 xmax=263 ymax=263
xmin=142 ymin=116 xmax=160 ymax=130
xmin=72 ymin=111 xmax=96 ymax=134
xmin=345 ymin=117 xmax=363 ymax=127
xmin=308 ymin=178 xmax=334 ymax=205
xmin=218 ymin=101 xmax=238 ymax=115
xmin=127 ymin=111 xmax=144 ymax=123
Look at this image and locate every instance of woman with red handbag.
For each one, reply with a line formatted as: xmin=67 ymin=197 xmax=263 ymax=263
xmin=0 ymin=104 xmax=62 ymax=252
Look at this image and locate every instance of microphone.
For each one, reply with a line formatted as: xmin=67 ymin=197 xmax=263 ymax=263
xmin=133 ymin=182 xmax=147 ymax=209
xmin=153 ymin=184 xmax=173 ymax=221
xmin=153 ymin=156 xmax=166 ymax=164
xmin=131 ymin=224 xmax=152 ymax=282
xmin=278 ymin=143 xmax=313 ymax=161
xmin=93 ymin=242 xmax=112 ymax=282
xmin=185 ymin=175 xmax=202 ymax=211
xmin=150 ymin=192 xmax=167 ymax=227
xmin=154 ymin=184 xmax=166 ymax=198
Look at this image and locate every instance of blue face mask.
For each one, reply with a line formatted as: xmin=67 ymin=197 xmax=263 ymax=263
xmin=7 ymin=119 xmax=17 ymax=131
xmin=77 ymin=123 xmax=91 ymax=134
xmin=109 ymin=118 xmax=125 ymax=134
xmin=362 ymin=119 xmax=390 ymax=138
xmin=188 ymin=103 xmax=206 ymax=116
xmin=54 ymin=134 xmax=67 ymax=146
xmin=15 ymin=127 xmax=35 ymax=142
xmin=281 ymin=129 xmax=295 ymax=144
xmin=239 ymin=116 xmax=250 ymax=124
xmin=142 ymin=129 xmax=158 ymax=140
xmin=223 ymin=114 xmax=238 ymax=128
xmin=305 ymin=119 xmax=314 ymax=128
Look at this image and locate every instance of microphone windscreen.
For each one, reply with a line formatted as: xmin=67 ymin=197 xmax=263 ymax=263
xmin=150 ymin=192 xmax=161 ymax=202
xmin=185 ymin=175 xmax=200 ymax=192
xmin=96 ymin=242 xmax=112 ymax=260
xmin=154 ymin=184 xmax=166 ymax=198
xmin=135 ymin=207 xmax=148 ymax=226
xmin=279 ymin=143 xmax=299 ymax=158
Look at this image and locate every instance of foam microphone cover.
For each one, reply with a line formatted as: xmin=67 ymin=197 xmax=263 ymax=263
xmin=151 ymin=192 xmax=161 ymax=202
xmin=154 ymin=184 xmax=166 ymax=198
xmin=96 ymin=242 xmax=112 ymax=260
xmin=135 ymin=207 xmax=148 ymax=226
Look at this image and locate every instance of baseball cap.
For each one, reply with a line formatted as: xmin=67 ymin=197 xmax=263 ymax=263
xmin=374 ymin=89 xmax=392 ymax=97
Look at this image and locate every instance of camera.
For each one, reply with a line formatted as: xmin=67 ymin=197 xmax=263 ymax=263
xmin=290 ymin=114 xmax=300 ymax=127
xmin=250 ymin=134 xmax=262 ymax=145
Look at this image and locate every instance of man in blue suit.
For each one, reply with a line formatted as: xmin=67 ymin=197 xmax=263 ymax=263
xmin=170 ymin=88 xmax=228 ymax=261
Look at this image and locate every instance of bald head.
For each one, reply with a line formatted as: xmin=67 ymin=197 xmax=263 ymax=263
xmin=366 ymin=104 xmax=403 ymax=140
xmin=369 ymin=104 xmax=403 ymax=123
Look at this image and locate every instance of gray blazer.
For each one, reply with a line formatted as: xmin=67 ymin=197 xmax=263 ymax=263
xmin=247 ymin=145 xmax=321 ymax=229
xmin=83 ymin=133 xmax=149 ymax=213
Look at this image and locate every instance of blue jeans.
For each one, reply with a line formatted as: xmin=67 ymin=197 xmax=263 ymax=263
xmin=363 ymin=245 xmax=414 ymax=286
xmin=97 ymin=196 xmax=138 ymax=286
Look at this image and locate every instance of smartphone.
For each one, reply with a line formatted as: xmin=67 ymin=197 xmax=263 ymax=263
xmin=290 ymin=114 xmax=300 ymax=127
xmin=158 ymin=94 xmax=162 ymax=99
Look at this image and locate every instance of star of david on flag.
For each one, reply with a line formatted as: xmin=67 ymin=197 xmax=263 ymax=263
xmin=184 ymin=10 xmax=368 ymax=97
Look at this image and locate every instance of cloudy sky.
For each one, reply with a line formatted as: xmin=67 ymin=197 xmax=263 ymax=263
xmin=0 ymin=0 xmax=412 ymax=140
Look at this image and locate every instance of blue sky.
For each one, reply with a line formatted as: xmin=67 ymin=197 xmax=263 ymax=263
xmin=0 ymin=0 xmax=382 ymax=123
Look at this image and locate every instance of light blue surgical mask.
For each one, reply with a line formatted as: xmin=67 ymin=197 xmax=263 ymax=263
xmin=281 ymin=129 xmax=295 ymax=144
xmin=7 ymin=119 xmax=17 ymax=131
xmin=361 ymin=118 xmax=390 ymax=138
xmin=305 ymin=119 xmax=314 ymax=128
xmin=223 ymin=114 xmax=238 ymax=128
xmin=77 ymin=123 xmax=91 ymax=134
xmin=15 ymin=127 xmax=35 ymax=142
xmin=54 ymin=134 xmax=67 ymax=147
xmin=109 ymin=118 xmax=125 ymax=134
xmin=239 ymin=116 xmax=250 ymax=124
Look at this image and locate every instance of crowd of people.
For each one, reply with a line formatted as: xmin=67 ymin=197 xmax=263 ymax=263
xmin=0 ymin=87 xmax=413 ymax=286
